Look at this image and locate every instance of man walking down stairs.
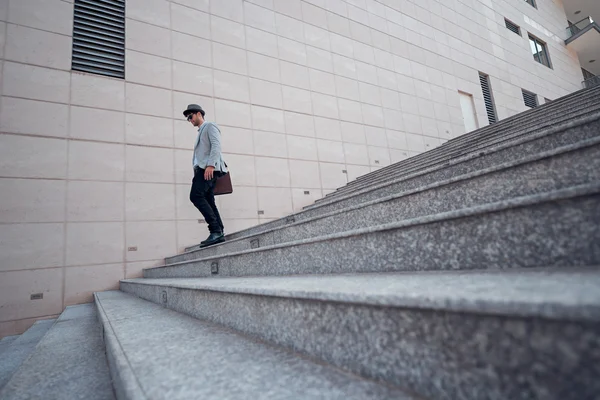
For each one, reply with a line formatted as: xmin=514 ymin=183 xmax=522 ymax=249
xmin=183 ymin=104 xmax=229 ymax=249
xmin=2 ymin=86 xmax=600 ymax=399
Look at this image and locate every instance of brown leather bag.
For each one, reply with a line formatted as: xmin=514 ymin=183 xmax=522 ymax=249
xmin=214 ymin=171 xmax=233 ymax=196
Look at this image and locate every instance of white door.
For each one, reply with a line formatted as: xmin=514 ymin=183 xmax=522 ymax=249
xmin=458 ymin=91 xmax=479 ymax=133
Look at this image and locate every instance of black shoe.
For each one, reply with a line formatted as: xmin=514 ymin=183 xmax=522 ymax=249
xmin=200 ymin=232 xmax=218 ymax=245
xmin=200 ymin=232 xmax=225 ymax=248
xmin=200 ymin=230 xmax=225 ymax=245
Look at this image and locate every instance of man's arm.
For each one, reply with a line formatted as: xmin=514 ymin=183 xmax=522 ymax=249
xmin=204 ymin=123 xmax=222 ymax=180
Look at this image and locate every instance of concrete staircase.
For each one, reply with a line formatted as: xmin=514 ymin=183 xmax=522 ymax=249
xmin=2 ymin=85 xmax=599 ymax=399
xmin=116 ymin=85 xmax=600 ymax=399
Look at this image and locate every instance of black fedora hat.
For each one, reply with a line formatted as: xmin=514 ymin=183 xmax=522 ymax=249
xmin=183 ymin=104 xmax=205 ymax=117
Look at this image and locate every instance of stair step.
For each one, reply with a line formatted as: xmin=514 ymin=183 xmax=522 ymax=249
xmin=0 ymin=336 xmax=19 ymax=358
xmin=0 ymin=304 xmax=114 ymax=400
xmin=151 ymin=182 xmax=600 ymax=279
xmin=171 ymin=137 xmax=600 ymax=264
xmin=121 ymin=267 xmax=600 ymax=400
xmin=0 ymin=319 xmax=55 ymax=389
xmin=94 ymin=290 xmax=417 ymax=400
xmin=307 ymin=112 xmax=600 ymax=210
xmin=205 ymin=112 xmax=600 ymax=248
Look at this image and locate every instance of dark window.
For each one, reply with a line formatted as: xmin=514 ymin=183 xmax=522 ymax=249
xmin=479 ymin=73 xmax=497 ymax=124
xmin=505 ymin=19 xmax=521 ymax=35
xmin=529 ymin=34 xmax=551 ymax=68
xmin=525 ymin=0 xmax=536 ymax=8
xmin=72 ymin=0 xmax=126 ymax=79
xmin=522 ymin=90 xmax=538 ymax=108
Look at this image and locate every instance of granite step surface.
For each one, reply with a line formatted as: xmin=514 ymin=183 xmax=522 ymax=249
xmin=0 ymin=336 xmax=19 ymax=358
xmin=149 ymin=182 xmax=600 ymax=279
xmin=121 ymin=267 xmax=600 ymax=400
xmin=0 ymin=319 xmax=55 ymax=389
xmin=94 ymin=290 xmax=418 ymax=400
xmin=171 ymin=137 xmax=600 ymax=264
xmin=336 ymin=85 xmax=600 ymax=193
xmin=311 ymin=111 xmax=600 ymax=208
xmin=185 ymin=114 xmax=600 ymax=251
xmin=0 ymin=304 xmax=115 ymax=400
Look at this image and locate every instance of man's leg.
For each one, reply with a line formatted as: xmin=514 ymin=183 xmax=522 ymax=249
xmin=205 ymin=184 xmax=224 ymax=233
xmin=190 ymin=169 xmax=221 ymax=233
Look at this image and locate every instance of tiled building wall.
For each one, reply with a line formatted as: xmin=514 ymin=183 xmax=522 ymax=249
xmin=0 ymin=0 xmax=584 ymax=336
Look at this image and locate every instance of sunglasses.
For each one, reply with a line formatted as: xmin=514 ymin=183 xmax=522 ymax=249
xmin=186 ymin=114 xmax=194 ymax=121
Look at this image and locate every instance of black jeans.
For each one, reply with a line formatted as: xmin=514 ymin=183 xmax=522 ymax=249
xmin=190 ymin=167 xmax=224 ymax=234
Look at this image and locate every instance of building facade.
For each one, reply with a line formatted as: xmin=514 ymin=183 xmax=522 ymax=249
xmin=0 ymin=0 xmax=595 ymax=337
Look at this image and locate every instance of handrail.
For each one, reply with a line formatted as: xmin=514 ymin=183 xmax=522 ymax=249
xmin=583 ymin=76 xmax=600 ymax=89
xmin=567 ymin=16 xmax=594 ymax=38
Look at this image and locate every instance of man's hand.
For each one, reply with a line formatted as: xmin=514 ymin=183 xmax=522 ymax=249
xmin=204 ymin=166 xmax=215 ymax=180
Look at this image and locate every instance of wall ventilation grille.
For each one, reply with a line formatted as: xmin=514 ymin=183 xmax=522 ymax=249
xmin=522 ymin=90 xmax=538 ymax=108
xmin=479 ymin=73 xmax=497 ymax=124
xmin=505 ymin=19 xmax=521 ymax=35
xmin=72 ymin=0 xmax=125 ymax=79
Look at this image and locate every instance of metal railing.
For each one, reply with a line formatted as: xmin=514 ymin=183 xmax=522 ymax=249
xmin=567 ymin=16 xmax=595 ymax=39
xmin=583 ymin=75 xmax=600 ymax=89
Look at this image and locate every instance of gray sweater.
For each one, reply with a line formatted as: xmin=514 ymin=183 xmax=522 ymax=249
xmin=193 ymin=122 xmax=228 ymax=173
